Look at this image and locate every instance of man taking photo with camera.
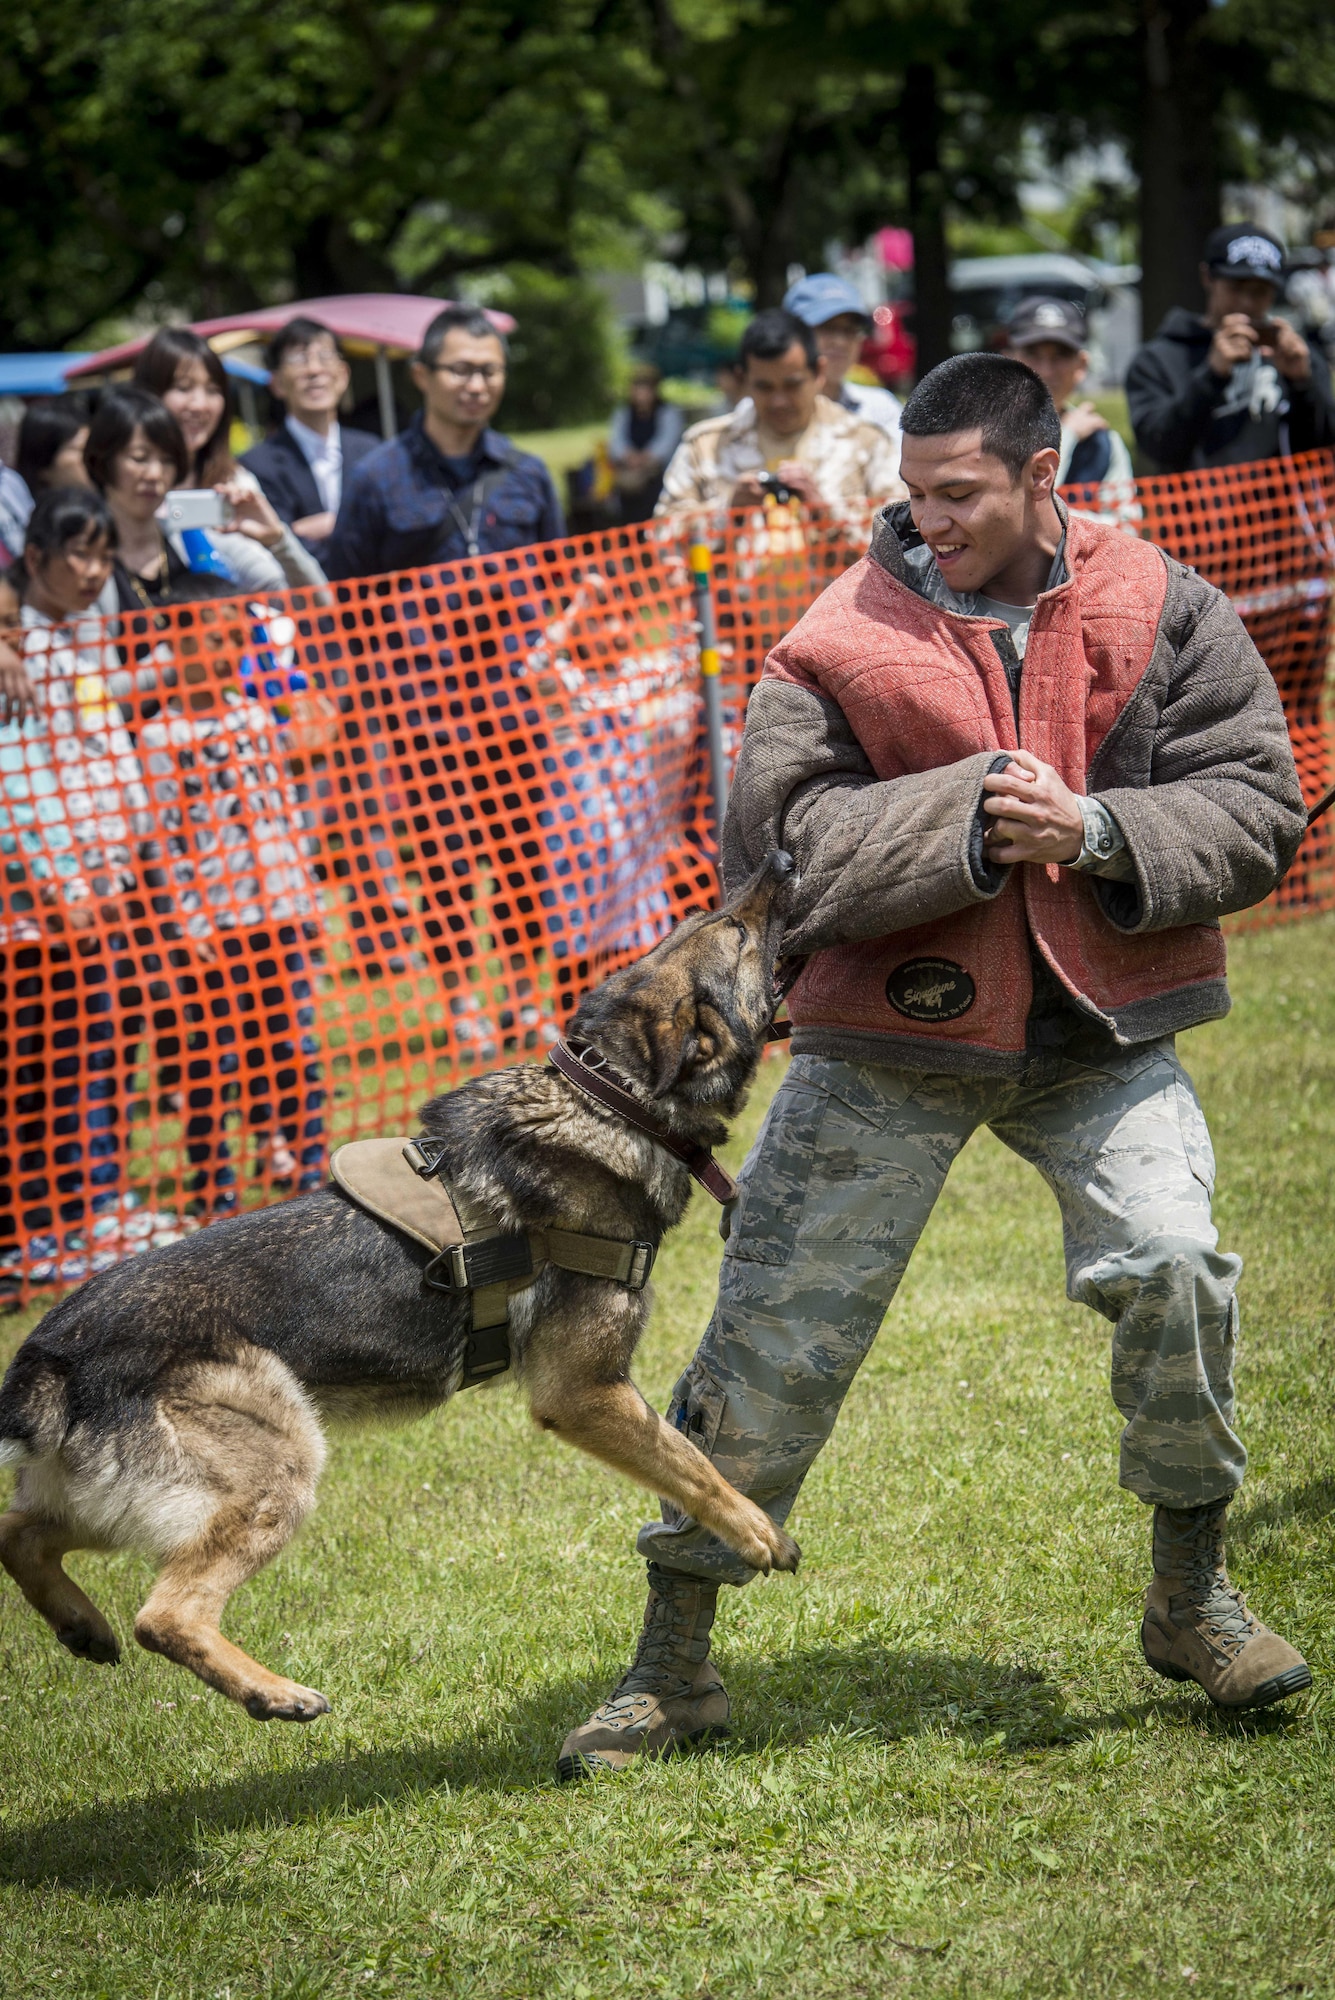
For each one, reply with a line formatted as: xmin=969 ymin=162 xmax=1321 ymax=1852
xmin=655 ymin=308 xmax=903 ymax=521
xmin=1127 ymin=224 xmax=1335 ymax=472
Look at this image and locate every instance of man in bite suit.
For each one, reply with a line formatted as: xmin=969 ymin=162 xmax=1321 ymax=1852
xmin=557 ymin=351 xmax=1312 ymax=1782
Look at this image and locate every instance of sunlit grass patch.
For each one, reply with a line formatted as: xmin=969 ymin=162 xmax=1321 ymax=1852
xmin=2 ymin=917 xmax=1333 ymax=1998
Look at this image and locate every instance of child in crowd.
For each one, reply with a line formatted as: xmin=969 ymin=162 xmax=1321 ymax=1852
xmin=3 ymin=487 xmax=147 ymax=938
xmin=0 ymin=490 xmax=177 ymax=1280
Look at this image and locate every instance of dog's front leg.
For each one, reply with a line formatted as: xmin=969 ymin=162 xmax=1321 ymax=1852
xmin=531 ymin=1377 xmax=800 ymax=1575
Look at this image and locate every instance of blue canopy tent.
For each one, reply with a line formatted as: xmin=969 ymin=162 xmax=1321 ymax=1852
xmin=0 ymin=351 xmax=267 ymax=399
xmin=0 ymin=354 xmax=95 ymax=396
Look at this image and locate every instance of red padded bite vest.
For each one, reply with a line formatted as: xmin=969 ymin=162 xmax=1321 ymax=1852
xmin=772 ymin=514 xmax=1225 ymax=1062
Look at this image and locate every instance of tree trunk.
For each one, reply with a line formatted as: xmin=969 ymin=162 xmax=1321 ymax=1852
xmin=292 ymin=216 xmax=400 ymax=302
xmin=902 ymin=60 xmax=951 ymax=379
xmin=1137 ymin=0 xmax=1221 ymax=338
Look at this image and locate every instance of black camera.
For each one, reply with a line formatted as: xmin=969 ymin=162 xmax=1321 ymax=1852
xmin=755 ymin=471 xmax=797 ymax=504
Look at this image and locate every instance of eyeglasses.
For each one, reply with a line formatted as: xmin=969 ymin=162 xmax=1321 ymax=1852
xmin=282 ymin=348 xmax=342 ymax=376
xmin=431 ymin=362 xmax=504 ymax=385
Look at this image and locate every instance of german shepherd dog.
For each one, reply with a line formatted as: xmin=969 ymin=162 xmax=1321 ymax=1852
xmin=0 ymin=854 xmax=799 ymax=1721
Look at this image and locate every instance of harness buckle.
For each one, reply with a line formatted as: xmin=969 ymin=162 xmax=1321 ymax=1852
xmin=403 ymin=1136 xmax=451 ymax=1180
xmin=626 ymin=1240 xmax=656 ymax=1290
xmin=423 ymin=1233 xmax=534 ymax=1293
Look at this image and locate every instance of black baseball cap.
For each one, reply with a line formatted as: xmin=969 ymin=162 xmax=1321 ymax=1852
xmin=1204 ymin=224 xmax=1286 ymax=283
xmin=1008 ymin=297 xmax=1087 ymax=352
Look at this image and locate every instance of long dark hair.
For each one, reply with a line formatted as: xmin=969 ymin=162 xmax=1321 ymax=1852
xmin=132 ymin=328 xmax=233 ymax=486
xmin=24 ymin=486 xmax=118 ymax=563
xmin=16 ymin=395 xmax=91 ymax=494
xmin=84 ymin=387 xmax=190 ymax=494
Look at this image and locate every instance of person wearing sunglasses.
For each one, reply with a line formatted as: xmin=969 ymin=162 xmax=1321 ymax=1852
xmin=324 ymin=305 xmax=563 ymax=580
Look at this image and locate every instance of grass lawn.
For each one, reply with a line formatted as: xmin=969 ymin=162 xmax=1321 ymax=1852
xmin=508 ymin=422 xmax=608 ymax=485
xmin=2 ymin=915 xmax=1334 ymax=1998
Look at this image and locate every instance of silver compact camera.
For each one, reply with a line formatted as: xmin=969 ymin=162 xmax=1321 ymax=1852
xmin=157 ymin=489 xmax=232 ymax=531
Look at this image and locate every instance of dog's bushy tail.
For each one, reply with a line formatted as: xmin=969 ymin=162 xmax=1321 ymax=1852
xmin=0 ymin=1353 xmax=67 ymax=1467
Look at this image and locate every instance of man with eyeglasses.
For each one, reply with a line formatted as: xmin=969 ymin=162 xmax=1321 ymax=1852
xmin=325 ymin=305 xmax=563 ymax=581
xmin=242 ymin=318 xmax=382 ymax=563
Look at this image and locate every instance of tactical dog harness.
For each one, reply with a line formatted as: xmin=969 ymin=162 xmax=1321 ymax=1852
xmin=329 ymin=1030 xmax=783 ymax=1390
xmin=330 ymin=1133 xmax=656 ymax=1389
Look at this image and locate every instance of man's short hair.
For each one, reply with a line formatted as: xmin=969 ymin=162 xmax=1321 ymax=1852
xmin=265 ymin=317 xmax=343 ymax=373
xmin=900 ymin=353 xmax=1061 ymax=479
xmin=739 ymin=309 xmax=818 ymax=373
xmin=419 ymin=305 xmax=508 ymax=367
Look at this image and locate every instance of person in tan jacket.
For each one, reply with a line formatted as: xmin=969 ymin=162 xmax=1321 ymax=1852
xmin=655 ymin=309 xmax=904 ymax=523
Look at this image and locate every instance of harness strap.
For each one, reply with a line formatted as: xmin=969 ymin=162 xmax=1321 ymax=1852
xmin=332 ymin=1137 xmax=653 ymax=1392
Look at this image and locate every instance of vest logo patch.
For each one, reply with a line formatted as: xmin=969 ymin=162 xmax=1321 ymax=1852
xmin=885 ymin=957 xmax=976 ymax=1023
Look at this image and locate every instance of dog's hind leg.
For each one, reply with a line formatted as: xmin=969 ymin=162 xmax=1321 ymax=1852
xmin=134 ymin=1501 xmax=329 ymax=1721
xmin=531 ymin=1377 xmax=800 ymax=1575
xmin=130 ymin=1347 xmax=330 ymax=1720
xmin=0 ymin=1510 xmax=121 ymax=1664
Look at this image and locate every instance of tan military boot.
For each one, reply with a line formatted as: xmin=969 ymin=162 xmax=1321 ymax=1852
xmin=1141 ymin=1499 xmax=1312 ymax=1709
xmin=556 ymin=1564 xmax=729 ymax=1782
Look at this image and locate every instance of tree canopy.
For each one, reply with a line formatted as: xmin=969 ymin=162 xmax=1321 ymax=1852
xmin=2 ymin=0 xmax=1333 ymax=362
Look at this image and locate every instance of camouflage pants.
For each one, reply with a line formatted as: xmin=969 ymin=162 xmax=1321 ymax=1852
xmin=640 ymin=1044 xmax=1244 ymax=1586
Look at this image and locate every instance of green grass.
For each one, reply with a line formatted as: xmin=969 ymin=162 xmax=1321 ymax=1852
xmin=1090 ymin=389 xmax=1133 ymax=450
xmin=508 ymin=422 xmax=608 ymax=483
xmin=2 ymin=917 xmax=1335 ymax=1998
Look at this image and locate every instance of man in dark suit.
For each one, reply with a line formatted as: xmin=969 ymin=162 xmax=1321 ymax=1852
xmin=241 ymin=318 xmax=382 ymax=565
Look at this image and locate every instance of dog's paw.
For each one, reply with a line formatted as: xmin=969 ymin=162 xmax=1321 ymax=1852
xmin=729 ymin=1505 xmax=801 ymax=1576
xmin=243 ymin=1680 xmax=330 ymax=1723
xmin=767 ymin=1526 xmax=801 ymax=1574
xmin=57 ymin=1621 xmax=121 ymax=1666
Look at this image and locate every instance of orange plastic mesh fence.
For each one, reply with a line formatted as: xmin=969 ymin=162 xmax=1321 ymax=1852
xmin=1 ymin=453 xmax=1332 ymax=1295
xmin=1062 ymin=449 xmax=1335 ymax=925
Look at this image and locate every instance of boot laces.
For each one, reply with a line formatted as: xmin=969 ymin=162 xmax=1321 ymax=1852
xmin=610 ymin=1573 xmax=713 ymax=1701
xmin=1156 ymin=1505 xmax=1261 ymax=1659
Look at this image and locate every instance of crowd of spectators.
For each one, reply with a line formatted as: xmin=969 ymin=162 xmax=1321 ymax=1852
xmin=3 ymin=228 xmax=1332 ymax=604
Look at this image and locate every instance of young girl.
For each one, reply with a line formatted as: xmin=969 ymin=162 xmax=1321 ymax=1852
xmin=0 ymin=491 xmax=181 ymax=1282
xmin=2 ymin=487 xmax=147 ymax=938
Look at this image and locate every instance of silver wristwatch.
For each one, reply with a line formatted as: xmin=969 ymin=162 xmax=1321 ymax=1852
xmin=1067 ymin=795 xmax=1128 ymax=874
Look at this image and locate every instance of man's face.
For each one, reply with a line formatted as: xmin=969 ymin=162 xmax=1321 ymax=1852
xmin=1202 ymin=271 xmax=1278 ymax=329
xmin=899 ymin=428 xmax=1059 ymax=596
xmin=273 ymin=336 xmax=350 ymax=423
xmin=743 ymin=341 xmax=824 ymax=436
xmin=1013 ymin=340 xmax=1086 ymax=410
xmin=412 ymin=329 xmax=507 ymax=432
xmin=813 ymin=313 xmax=865 ymax=393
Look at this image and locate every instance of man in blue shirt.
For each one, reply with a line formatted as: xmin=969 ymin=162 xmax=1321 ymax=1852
xmin=325 ymin=305 xmax=564 ymax=580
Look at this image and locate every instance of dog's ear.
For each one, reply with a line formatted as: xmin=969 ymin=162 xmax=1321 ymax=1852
xmin=646 ymin=1000 xmax=699 ymax=1098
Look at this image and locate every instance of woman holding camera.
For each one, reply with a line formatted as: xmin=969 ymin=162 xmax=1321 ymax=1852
xmin=85 ymin=389 xmax=236 ymax=610
xmin=131 ymin=330 xmax=324 ymax=592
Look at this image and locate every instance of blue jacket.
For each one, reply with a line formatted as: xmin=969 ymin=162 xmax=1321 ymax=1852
xmin=324 ymin=415 xmax=564 ymax=580
xmin=241 ymin=421 xmax=382 ymax=564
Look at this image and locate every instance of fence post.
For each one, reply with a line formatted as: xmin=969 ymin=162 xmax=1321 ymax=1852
xmin=689 ymin=542 xmax=730 ymax=846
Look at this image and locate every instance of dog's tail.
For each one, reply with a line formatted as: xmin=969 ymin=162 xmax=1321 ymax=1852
xmin=0 ymin=1358 xmax=67 ymax=1467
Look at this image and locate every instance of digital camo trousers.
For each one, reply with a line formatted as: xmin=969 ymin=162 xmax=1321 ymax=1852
xmin=639 ymin=1043 xmax=1245 ymax=1585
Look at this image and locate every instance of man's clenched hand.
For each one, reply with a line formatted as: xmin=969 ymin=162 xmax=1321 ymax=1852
xmin=982 ymin=752 xmax=1084 ymax=865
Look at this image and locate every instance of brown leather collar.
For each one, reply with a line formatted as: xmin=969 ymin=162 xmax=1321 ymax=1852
xmin=547 ymin=1038 xmax=739 ymax=1205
